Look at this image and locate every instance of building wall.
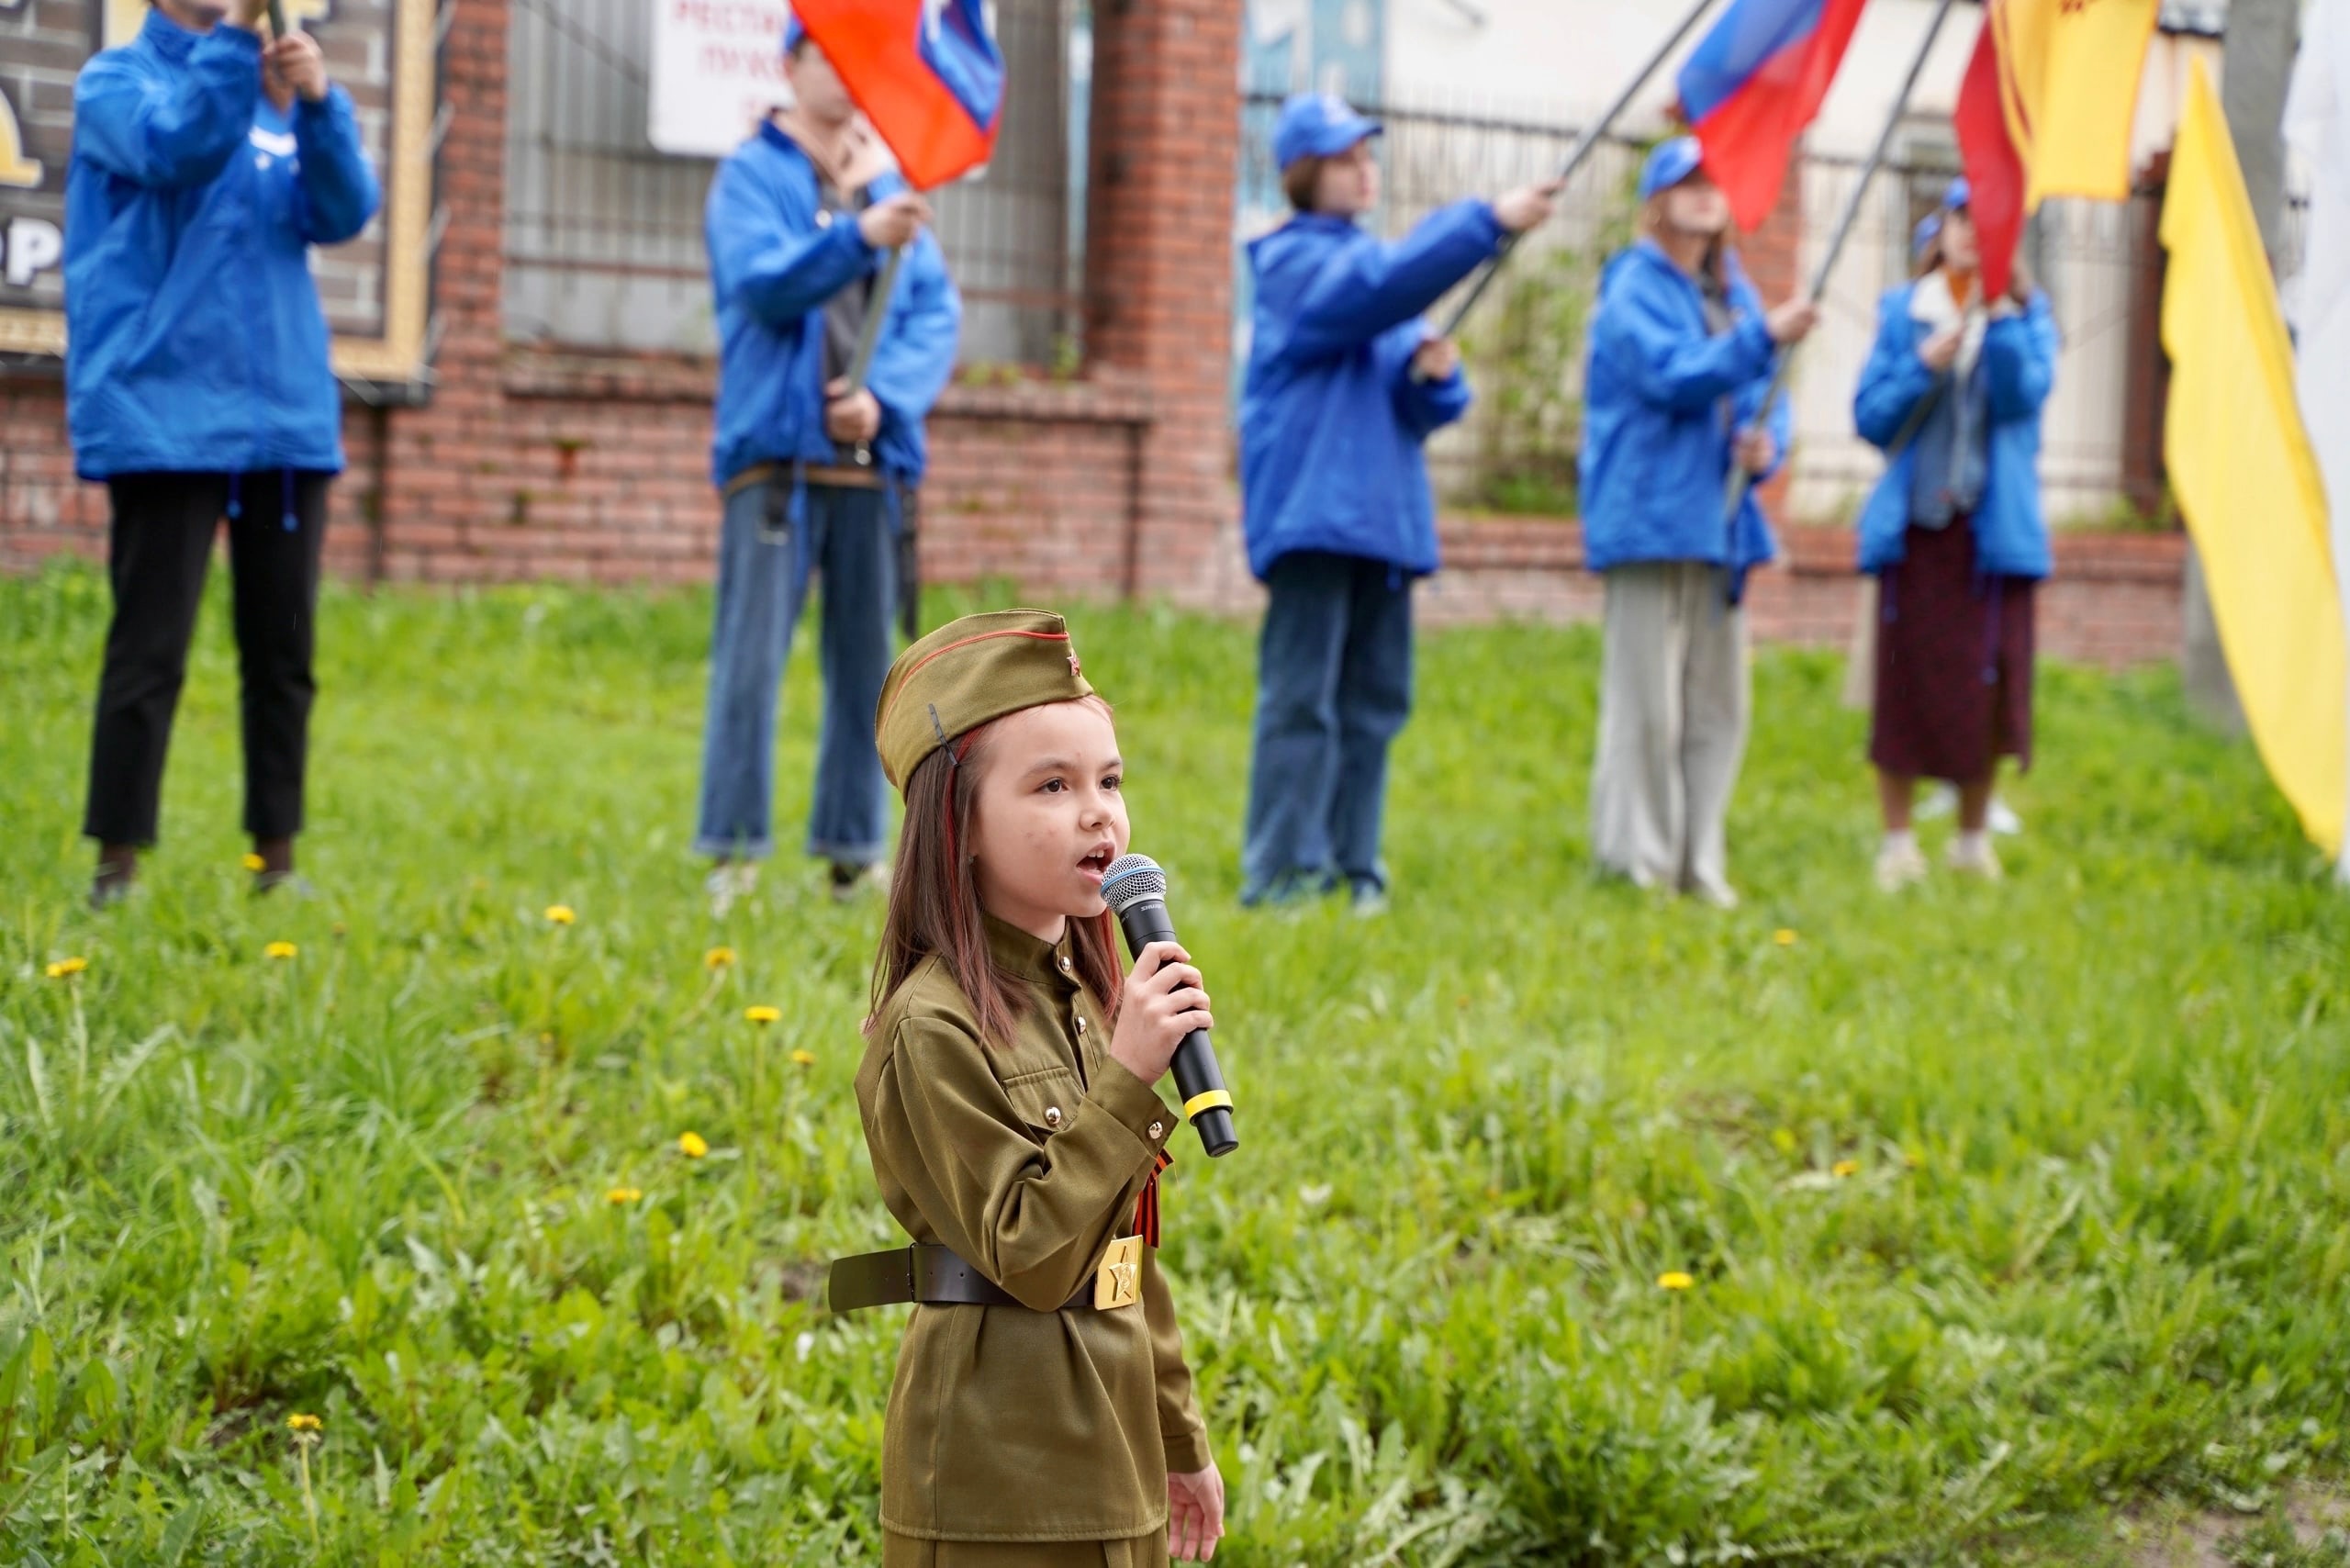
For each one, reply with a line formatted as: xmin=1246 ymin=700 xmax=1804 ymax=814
xmin=3 ymin=0 xmax=2188 ymax=663
xmin=0 ymin=0 xmax=1248 ymax=610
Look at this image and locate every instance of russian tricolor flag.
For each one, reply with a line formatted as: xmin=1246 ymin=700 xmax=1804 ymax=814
xmin=1678 ymin=0 xmax=1873 ymax=231
xmin=790 ymin=0 xmax=1005 ymax=191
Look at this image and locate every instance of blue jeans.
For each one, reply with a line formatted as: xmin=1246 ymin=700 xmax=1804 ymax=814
xmin=1240 ymin=551 xmax=1414 ymax=902
xmin=695 ymin=479 xmax=896 ymax=865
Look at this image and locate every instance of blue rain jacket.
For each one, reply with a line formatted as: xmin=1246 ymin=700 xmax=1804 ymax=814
xmin=1852 ymin=285 xmax=2059 ymax=580
xmin=65 ymin=9 xmax=380 ymax=483
xmin=706 ymin=121 xmax=962 ymax=491
xmin=1238 ymin=200 xmax=1504 ymax=580
xmin=1578 ymin=241 xmax=1790 ymax=578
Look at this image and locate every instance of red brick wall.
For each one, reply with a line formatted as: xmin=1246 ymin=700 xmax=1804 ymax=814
xmin=1426 ymin=518 xmax=2188 ymax=670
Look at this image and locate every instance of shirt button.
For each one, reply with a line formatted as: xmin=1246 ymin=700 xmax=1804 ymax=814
xmin=1058 ymin=956 xmax=1074 ymax=975
xmin=1147 ymin=1121 xmax=1164 ymax=1140
xmin=1045 ymin=1106 xmax=1063 ymax=1127
xmin=1075 ymin=1015 xmax=1088 ymax=1034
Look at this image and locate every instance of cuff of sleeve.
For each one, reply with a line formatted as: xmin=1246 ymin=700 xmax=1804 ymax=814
xmin=1735 ymin=314 xmax=1777 ymax=373
xmin=1089 ymin=1059 xmax=1177 ymax=1159
xmin=1475 ymin=200 xmax=1508 ymax=253
xmin=1161 ymin=1425 xmax=1213 ymax=1474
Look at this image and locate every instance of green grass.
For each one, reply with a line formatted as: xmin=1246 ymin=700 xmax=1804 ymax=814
xmin=3 ymin=563 xmax=2347 ymax=1565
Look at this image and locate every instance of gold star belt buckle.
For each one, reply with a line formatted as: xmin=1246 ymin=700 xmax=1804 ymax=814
xmin=1093 ymin=1235 xmax=1143 ymax=1310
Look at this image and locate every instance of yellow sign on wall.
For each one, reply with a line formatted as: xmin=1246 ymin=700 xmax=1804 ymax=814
xmin=0 ymin=0 xmax=438 ymax=387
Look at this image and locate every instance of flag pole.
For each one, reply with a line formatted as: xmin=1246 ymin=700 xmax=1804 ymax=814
xmin=1435 ymin=0 xmax=1724 ymax=339
xmin=1718 ymin=0 xmax=1964 ymax=547
xmin=834 ymin=244 xmax=906 ymax=471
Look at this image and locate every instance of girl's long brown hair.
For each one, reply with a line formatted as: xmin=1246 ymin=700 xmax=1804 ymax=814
xmin=867 ymin=702 xmax=1127 ymax=1046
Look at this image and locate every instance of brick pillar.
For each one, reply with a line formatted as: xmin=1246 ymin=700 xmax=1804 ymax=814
xmin=1082 ymin=0 xmax=1244 ymax=607
xmin=376 ymin=0 xmax=509 ymax=580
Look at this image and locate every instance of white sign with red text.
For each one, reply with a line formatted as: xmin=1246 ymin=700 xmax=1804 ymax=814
xmin=648 ymin=0 xmax=795 ymax=158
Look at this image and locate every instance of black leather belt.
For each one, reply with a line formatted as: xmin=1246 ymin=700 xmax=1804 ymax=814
xmin=827 ymin=1244 xmax=1096 ymax=1313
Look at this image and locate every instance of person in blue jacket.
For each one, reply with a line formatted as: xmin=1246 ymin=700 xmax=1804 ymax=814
xmin=1237 ymin=93 xmax=1558 ymax=912
xmin=65 ymin=0 xmax=380 ymax=908
xmin=696 ymin=24 xmax=961 ymax=915
xmin=1580 ymin=139 xmax=1816 ymax=909
xmin=1852 ymin=180 xmax=2056 ymax=890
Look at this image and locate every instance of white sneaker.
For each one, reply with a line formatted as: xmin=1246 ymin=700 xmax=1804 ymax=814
xmin=706 ymin=862 xmax=759 ymax=917
xmin=1874 ymin=839 xmax=1930 ymax=892
xmin=1689 ymin=878 xmax=1740 ymax=911
xmin=1947 ymin=836 xmax=2004 ymax=880
xmin=1987 ymin=798 xmax=2024 ymax=837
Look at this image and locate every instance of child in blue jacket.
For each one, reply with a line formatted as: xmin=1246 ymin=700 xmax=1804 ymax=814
xmin=695 ymin=25 xmax=961 ymax=914
xmin=65 ymin=0 xmax=380 ymax=907
xmin=1580 ymin=139 xmax=1815 ymax=908
xmin=1237 ymin=94 xmax=1557 ymax=911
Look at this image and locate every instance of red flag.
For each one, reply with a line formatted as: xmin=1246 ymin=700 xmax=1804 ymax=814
xmin=1678 ymin=0 xmax=1874 ymax=231
xmin=789 ymin=0 xmax=1004 ymax=191
xmin=1955 ymin=18 xmax=2027 ymax=298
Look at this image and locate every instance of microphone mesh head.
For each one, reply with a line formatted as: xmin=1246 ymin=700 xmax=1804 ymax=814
xmin=1101 ymin=854 xmax=1166 ymax=915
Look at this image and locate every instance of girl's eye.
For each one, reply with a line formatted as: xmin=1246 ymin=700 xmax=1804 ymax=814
xmin=1039 ymin=778 xmax=1066 ymax=794
xmin=1102 ymin=774 xmax=1122 ymax=791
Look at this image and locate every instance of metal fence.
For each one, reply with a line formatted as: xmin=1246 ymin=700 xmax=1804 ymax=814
xmin=1239 ymin=91 xmax=2168 ymax=526
xmin=503 ymin=0 xmax=1088 ymax=367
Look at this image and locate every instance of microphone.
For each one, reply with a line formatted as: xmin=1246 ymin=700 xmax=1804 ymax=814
xmin=1100 ymin=854 xmax=1237 ymax=1158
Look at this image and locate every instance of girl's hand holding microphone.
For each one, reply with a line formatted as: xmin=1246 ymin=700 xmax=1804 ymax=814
xmin=1109 ymin=941 xmax=1212 ymax=1087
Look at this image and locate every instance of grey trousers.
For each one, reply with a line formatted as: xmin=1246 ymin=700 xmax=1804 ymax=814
xmin=1589 ymin=562 xmax=1751 ymax=899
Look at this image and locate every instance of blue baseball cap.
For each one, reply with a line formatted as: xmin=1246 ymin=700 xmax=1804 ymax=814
xmin=1911 ymin=177 xmax=1972 ymax=258
xmin=1272 ymin=94 xmax=1382 ymax=171
xmin=1639 ymin=137 xmax=1706 ymax=201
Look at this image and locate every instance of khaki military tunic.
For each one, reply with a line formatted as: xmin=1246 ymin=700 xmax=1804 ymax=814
xmin=855 ymin=914 xmax=1211 ymax=1547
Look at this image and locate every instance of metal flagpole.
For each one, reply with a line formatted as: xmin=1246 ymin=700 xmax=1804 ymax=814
xmin=1435 ymin=0 xmax=1725 ymax=340
xmin=1718 ymin=0 xmax=1964 ymax=545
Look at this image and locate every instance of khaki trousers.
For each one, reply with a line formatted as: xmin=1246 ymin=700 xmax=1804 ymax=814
xmin=1589 ymin=563 xmax=1751 ymax=899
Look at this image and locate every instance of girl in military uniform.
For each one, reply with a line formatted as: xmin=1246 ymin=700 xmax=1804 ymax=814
xmin=835 ymin=609 xmax=1225 ymax=1565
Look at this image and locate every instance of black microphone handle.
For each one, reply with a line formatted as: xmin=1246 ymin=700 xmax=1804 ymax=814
xmin=1114 ymin=900 xmax=1238 ymax=1158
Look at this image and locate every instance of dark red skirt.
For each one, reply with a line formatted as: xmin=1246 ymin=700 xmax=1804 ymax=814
xmin=1869 ymin=518 xmax=2036 ymax=783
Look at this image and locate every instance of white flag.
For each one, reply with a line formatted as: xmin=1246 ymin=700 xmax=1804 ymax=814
xmin=2285 ymin=0 xmax=2350 ymax=878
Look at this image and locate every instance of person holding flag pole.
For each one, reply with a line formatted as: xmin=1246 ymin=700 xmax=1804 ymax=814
xmin=693 ymin=11 xmax=968 ymax=915
xmin=1234 ymin=95 xmax=1561 ymax=913
xmin=1852 ymin=178 xmax=2056 ymax=890
xmin=1579 ymin=140 xmax=1817 ymax=907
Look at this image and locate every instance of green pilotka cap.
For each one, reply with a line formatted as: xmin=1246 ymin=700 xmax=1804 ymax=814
xmin=875 ymin=610 xmax=1096 ymax=792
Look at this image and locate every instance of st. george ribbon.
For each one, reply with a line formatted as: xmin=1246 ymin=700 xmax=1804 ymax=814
xmin=1100 ymin=855 xmax=1238 ymax=1157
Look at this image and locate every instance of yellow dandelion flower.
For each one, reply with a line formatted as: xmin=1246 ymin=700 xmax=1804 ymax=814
xmin=286 ymin=1413 xmax=322 ymax=1432
xmin=790 ymin=1049 xmax=816 ymax=1068
xmin=1831 ymin=1159 xmax=1860 ymax=1178
xmin=606 ymin=1186 xmax=643 ymax=1205
xmin=1657 ymin=1271 xmax=1695 ymax=1292
xmin=545 ymin=904 xmax=576 ymax=925
xmin=264 ymin=942 xmax=299 ymax=960
xmin=1774 ymin=928 xmax=1799 ymax=946
xmin=744 ymin=1005 xmax=781 ymax=1025
xmin=242 ymin=852 xmax=268 ymax=872
xmin=677 ymin=1131 xmax=709 ymax=1159
xmin=45 ymin=957 xmax=89 ymax=980
xmin=706 ymin=946 xmax=737 ymax=969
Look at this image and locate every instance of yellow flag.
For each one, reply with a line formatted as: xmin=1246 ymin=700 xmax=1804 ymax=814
xmin=1991 ymin=0 xmax=2162 ymax=206
xmin=2161 ymin=60 xmax=2348 ymax=858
